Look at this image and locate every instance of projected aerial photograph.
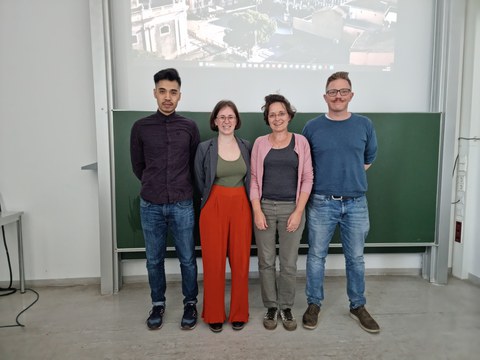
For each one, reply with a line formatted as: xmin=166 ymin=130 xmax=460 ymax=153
xmin=131 ymin=0 xmax=397 ymax=70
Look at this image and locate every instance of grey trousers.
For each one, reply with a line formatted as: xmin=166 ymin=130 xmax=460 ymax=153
xmin=254 ymin=199 xmax=306 ymax=309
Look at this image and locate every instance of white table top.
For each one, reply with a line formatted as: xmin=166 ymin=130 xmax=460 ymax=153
xmin=0 ymin=211 xmax=24 ymax=226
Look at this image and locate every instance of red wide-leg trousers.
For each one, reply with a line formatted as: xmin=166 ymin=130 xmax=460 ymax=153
xmin=199 ymin=185 xmax=252 ymax=324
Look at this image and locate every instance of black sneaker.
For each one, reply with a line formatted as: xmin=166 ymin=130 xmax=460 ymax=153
xmin=232 ymin=321 xmax=245 ymax=331
xmin=302 ymin=303 xmax=320 ymax=330
xmin=350 ymin=306 xmax=380 ymax=333
xmin=181 ymin=303 xmax=197 ymax=330
xmin=280 ymin=308 xmax=297 ymax=331
xmin=263 ymin=307 xmax=278 ymax=330
xmin=209 ymin=322 xmax=223 ymax=333
xmin=146 ymin=305 xmax=165 ymax=330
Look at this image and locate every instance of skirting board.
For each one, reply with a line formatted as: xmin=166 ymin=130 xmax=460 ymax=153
xmin=121 ymin=268 xmax=422 ymax=284
xmin=0 ymin=269 xmax=423 ymax=288
xmin=468 ymin=273 xmax=480 ymax=287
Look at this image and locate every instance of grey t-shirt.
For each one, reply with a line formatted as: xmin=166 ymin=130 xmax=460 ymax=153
xmin=262 ymin=136 xmax=298 ymax=201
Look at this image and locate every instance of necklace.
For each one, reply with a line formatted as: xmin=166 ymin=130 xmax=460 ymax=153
xmin=269 ymin=132 xmax=291 ymax=149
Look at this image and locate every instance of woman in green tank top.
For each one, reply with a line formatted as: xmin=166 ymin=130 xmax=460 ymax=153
xmin=194 ymin=100 xmax=253 ymax=333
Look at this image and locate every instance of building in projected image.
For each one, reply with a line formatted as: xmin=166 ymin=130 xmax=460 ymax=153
xmin=130 ymin=0 xmax=396 ymax=70
xmin=131 ymin=0 xmax=190 ymax=59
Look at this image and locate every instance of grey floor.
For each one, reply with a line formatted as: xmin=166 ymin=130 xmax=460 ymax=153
xmin=1 ymin=275 xmax=479 ymax=360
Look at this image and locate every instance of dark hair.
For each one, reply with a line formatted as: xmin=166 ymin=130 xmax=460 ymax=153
xmin=261 ymin=94 xmax=296 ymax=125
xmin=153 ymin=68 xmax=181 ymax=87
xmin=209 ymin=100 xmax=241 ymax=131
xmin=326 ymin=71 xmax=351 ymax=90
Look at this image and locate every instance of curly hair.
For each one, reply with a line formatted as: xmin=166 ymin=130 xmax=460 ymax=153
xmin=261 ymin=94 xmax=296 ymax=126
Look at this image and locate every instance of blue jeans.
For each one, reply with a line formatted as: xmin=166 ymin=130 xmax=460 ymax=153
xmin=140 ymin=198 xmax=198 ymax=306
xmin=305 ymin=194 xmax=369 ymax=309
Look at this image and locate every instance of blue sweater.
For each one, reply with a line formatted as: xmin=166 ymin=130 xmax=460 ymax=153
xmin=302 ymin=113 xmax=377 ymax=197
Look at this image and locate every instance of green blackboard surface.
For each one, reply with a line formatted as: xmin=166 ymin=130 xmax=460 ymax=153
xmin=113 ymin=111 xmax=440 ymax=254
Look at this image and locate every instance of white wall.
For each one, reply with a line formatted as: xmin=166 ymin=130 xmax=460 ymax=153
xmin=0 ymin=1 xmax=100 ymax=283
xmin=0 ymin=0 xmax=478 ymax=287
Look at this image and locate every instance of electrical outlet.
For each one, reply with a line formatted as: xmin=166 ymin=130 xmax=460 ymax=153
xmin=458 ymin=156 xmax=468 ymax=172
xmin=455 ymin=204 xmax=464 ymax=218
xmin=457 ymin=175 xmax=466 ymax=192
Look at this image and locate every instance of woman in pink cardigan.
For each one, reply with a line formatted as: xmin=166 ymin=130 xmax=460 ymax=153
xmin=250 ymin=94 xmax=314 ymax=331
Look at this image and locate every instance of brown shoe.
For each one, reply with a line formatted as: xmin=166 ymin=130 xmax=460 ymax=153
xmin=280 ymin=308 xmax=297 ymax=331
xmin=263 ymin=307 xmax=278 ymax=330
xmin=302 ymin=303 xmax=320 ymax=330
xmin=349 ymin=306 xmax=380 ymax=333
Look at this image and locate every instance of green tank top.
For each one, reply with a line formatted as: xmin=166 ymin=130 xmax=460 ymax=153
xmin=214 ymin=154 xmax=246 ymax=187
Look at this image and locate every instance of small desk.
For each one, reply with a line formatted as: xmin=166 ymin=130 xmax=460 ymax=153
xmin=0 ymin=211 xmax=25 ymax=293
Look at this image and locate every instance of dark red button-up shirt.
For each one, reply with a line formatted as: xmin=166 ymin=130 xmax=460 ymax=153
xmin=130 ymin=110 xmax=200 ymax=204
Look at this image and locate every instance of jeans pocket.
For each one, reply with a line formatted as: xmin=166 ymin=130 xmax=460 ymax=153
xmin=353 ymin=196 xmax=368 ymax=209
xmin=311 ymin=195 xmax=327 ymax=207
xmin=140 ymin=197 xmax=151 ymax=208
xmin=176 ymin=199 xmax=193 ymax=208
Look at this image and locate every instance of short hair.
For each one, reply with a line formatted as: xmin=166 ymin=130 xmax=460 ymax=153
xmin=261 ymin=94 xmax=296 ymax=125
xmin=153 ymin=68 xmax=181 ymax=87
xmin=326 ymin=71 xmax=351 ymax=90
xmin=209 ymin=100 xmax=242 ymax=131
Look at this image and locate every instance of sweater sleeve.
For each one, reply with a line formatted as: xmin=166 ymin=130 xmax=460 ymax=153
xmin=249 ymin=138 xmax=262 ymax=201
xmin=364 ymin=121 xmax=378 ymax=165
xmin=298 ymin=135 xmax=314 ymax=195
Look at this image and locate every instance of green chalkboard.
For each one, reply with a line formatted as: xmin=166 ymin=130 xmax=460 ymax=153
xmin=113 ymin=110 xmax=441 ymax=255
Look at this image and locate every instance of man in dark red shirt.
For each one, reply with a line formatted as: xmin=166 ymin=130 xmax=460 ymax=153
xmin=130 ymin=68 xmax=200 ymax=331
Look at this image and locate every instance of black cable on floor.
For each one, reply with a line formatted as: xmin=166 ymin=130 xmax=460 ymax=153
xmin=1 ymin=203 xmax=40 ymax=328
xmin=0 ymin=288 xmax=40 ymax=328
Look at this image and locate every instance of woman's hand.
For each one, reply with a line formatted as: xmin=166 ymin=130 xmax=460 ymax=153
xmin=254 ymin=210 xmax=268 ymax=230
xmin=286 ymin=210 xmax=302 ymax=232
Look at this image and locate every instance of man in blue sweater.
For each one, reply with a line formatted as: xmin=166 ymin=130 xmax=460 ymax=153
xmin=302 ymin=71 xmax=380 ymax=333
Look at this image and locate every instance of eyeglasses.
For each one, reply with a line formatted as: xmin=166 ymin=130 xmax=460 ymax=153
xmin=268 ymin=111 xmax=288 ymax=120
xmin=217 ymin=115 xmax=236 ymax=122
xmin=325 ymin=88 xmax=351 ymax=97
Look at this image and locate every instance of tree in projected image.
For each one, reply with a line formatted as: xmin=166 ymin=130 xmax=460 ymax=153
xmin=223 ymin=10 xmax=276 ymax=60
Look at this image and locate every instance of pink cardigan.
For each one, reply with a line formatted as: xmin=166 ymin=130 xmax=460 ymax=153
xmin=250 ymin=133 xmax=314 ymax=202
